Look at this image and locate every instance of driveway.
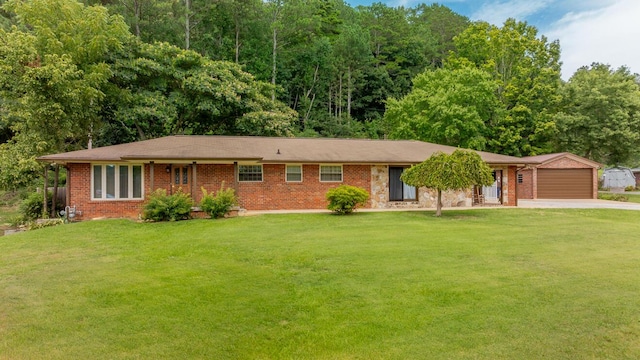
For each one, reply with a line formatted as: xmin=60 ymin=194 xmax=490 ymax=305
xmin=518 ymin=199 xmax=640 ymax=211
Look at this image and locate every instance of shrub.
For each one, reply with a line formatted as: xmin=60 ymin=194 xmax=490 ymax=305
xmin=598 ymin=193 xmax=628 ymax=202
xmin=20 ymin=191 xmax=64 ymax=221
xmin=326 ymin=185 xmax=369 ymax=215
xmin=200 ymin=185 xmax=238 ymax=219
xmin=142 ymin=189 xmax=194 ymax=222
xmin=625 ymin=185 xmax=637 ymax=192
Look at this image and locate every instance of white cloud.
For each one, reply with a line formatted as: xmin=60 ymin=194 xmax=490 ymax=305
xmin=547 ymin=0 xmax=640 ymax=79
xmin=471 ymin=0 xmax=551 ymax=24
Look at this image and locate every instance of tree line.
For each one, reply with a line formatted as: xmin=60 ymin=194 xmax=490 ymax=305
xmin=1 ymin=0 xmax=639 ymax=190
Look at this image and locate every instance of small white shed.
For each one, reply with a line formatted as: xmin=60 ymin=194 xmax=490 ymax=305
xmin=601 ymin=167 xmax=636 ymax=189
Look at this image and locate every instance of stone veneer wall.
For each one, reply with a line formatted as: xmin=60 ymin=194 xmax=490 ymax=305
xmin=370 ymin=165 xmax=472 ymax=209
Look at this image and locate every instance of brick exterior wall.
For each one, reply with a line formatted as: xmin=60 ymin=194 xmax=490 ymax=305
xmin=67 ymin=162 xmax=520 ymax=219
xmin=517 ymin=169 xmax=534 ymax=199
xmin=67 ymin=163 xmax=147 ymax=219
xmin=67 ymin=163 xmax=372 ymax=219
xmin=505 ymin=166 xmax=517 ymax=206
xmin=233 ymin=164 xmax=371 ymax=210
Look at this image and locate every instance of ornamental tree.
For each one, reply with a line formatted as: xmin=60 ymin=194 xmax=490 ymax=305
xmin=401 ymin=149 xmax=493 ymax=216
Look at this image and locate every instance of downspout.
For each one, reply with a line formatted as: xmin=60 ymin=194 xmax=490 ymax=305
xmin=192 ymin=161 xmax=197 ymax=200
xmin=233 ymin=161 xmax=239 ymax=202
xmin=149 ymin=162 xmax=155 ymax=193
xmin=65 ymin=165 xmax=70 ymax=209
xmin=169 ymin=164 xmax=173 ymax=195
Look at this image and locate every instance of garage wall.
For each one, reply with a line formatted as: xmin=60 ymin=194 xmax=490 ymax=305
xmin=517 ymin=155 xmax=599 ymax=200
xmin=517 ymin=169 xmax=534 ymax=199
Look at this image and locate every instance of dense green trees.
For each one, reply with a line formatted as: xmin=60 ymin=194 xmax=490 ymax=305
xmin=0 ymin=0 xmax=296 ymax=188
xmin=0 ymin=0 xmax=131 ymax=188
xmin=1 ymin=0 xmax=639 ymax=192
xmin=554 ymin=64 xmax=640 ymax=165
xmin=385 ymin=19 xmax=563 ymax=157
xmin=384 ymin=67 xmax=498 ymax=150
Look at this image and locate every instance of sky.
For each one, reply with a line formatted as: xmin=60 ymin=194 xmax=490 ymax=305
xmin=347 ymin=0 xmax=640 ymax=80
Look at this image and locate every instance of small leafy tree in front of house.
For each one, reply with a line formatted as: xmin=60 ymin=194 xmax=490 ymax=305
xmin=200 ymin=185 xmax=238 ymax=219
xmin=142 ymin=189 xmax=194 ymax=221
xmin=326 ymin=185 xmax=370 ymax=215
xmin=401 ymin=149 xmax=494 ymax=217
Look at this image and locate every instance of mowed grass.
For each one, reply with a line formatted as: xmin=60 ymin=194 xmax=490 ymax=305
xmin=626 ymin=194 xmax=640 ymax=203
xmin=1 ymin=209 xmax=640 ymax=359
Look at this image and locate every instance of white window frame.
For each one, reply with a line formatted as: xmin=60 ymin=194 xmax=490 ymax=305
xmin=91 ymin=163 xmax=144 ymax=201
xmin=238 ymin=164 xmax=263 ymax=182
xmin=286 ymin=164 xmax=303 ymax=182
xmin=320 ymin=164 xmax=343 ymax=182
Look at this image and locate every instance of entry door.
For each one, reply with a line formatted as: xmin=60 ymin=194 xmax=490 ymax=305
xmin=482 ymin=170 xmax=502 ymax=203
xmin=174 ymin=166 xmax=191 ymax=194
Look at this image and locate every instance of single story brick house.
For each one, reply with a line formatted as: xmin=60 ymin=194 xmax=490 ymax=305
xmin=39 ymin=135 xmax=570 ymax=219
xmin=516 ymin=153 xmax=601 ymax=199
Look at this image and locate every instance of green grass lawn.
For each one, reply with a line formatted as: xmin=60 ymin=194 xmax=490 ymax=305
xmin=0 ymin=191 xmax=22 ymax=230
xmin=626 ymin=194 xmax=640 ymax=203
xmin=1 ymin=209 xmax=640 ymax=359
xmin=599 ymin=192 xmax=640 ymax=204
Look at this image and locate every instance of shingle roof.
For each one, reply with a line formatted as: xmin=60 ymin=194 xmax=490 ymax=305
xmin=38 ymin=135 xmax=535 ymax=165
xmin=521 ymin=152 xmax=601 ymax=168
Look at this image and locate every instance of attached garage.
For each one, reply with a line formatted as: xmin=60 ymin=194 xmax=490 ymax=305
xmin=518 ymin=153 xmax=601 ymax=200
xmin=537 ymin=168 xmax=593 ymax=199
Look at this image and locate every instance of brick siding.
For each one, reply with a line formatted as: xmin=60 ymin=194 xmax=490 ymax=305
xmin=67 ymin=162 xmax=521 ymax=219
xmin=67 ymin=163 xmax=372 ymax=219
xmin=517 ymin=169 xmax=534 ymax=199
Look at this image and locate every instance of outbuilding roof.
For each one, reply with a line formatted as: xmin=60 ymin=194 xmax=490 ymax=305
xmin=521 ymin=152 xmax=601 ymax=168
xmin=38 ymin=135 xmax=536 ymax=165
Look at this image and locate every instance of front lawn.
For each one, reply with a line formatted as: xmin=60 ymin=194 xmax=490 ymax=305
xmin=1 ymin=209 xmax=639 ymax=359
xmin=626 ymin=193 xmax=640 ymax=203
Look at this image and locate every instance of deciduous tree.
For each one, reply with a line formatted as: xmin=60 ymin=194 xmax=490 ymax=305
xmin=383 ymin=67 xmax=499 ymax=150
xmin=401 ymin=150 xmax=493 ymax=216
xmin=449 ymin=19 xmax=562 ymax=156
xmin=555 ymin=63 xmax=640 ymax=165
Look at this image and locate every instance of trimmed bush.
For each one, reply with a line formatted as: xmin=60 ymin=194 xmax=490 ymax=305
xmin=200 ymin=185 xmax=238 ymax=219
xmin=326 ymin=185 xmax=369 ymax=215
xmin=142 ymin=189 xmax=194 ymax=222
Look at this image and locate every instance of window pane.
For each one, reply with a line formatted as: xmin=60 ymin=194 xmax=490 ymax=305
xmin=119 ymin=166 xmax=129 ymax=198
xmin=93 ymin=165 xmax=102 ymax=198
xmin=106 ymin=165 xmax=116 ymax=198
xmin=389 ymin=167 xmax=403 ymax=201
xmin=320 ymin=165 xmax=342 ymax=182
xmin=286 ymin=165 xmax=302 ymax=182
xmin=182 ymin=167 xmax=188 ymax=184
xmin=175 ymin=168 xmax=180 ymax=185
xmin=133 ymin=166 xmax=142 ymax=198
xmin=403 ymin=182 xmax=417 ymax=200
xmin=239 ymin=165 xmax=262 ymax=182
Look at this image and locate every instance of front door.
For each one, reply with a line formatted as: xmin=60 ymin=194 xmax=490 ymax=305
xmin=173 ymin=166 xmax=191 ymax=194
xmin=482 ymin=170 xmax=502 ymax=203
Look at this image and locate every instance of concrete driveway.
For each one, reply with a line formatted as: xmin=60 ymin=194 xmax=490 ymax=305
xmin=518 ymin=199 xmax=640 ymax=211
